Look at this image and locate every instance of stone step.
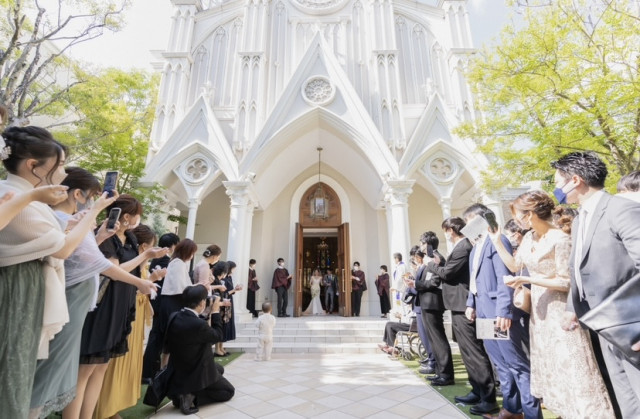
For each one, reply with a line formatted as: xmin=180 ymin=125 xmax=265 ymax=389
xmin=231 ymin=334 xmax=381 ymax=344
xmin=225 ymin=341 xmax=383 ymax=354
xmin=236 ymin=328 xmax=383 ymax=336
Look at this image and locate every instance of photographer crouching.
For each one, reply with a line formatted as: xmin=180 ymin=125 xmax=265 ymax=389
xmin=164 ymin=284 xmax=235 ymax=414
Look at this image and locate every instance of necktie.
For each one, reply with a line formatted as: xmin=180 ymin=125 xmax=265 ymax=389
xmin=574 ymin=209 xmax=587 ymax=300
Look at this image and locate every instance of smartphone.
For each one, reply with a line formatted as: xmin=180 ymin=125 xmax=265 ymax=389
xmin=106 ymin=207 xmax=121 ymax=230
xmin=426 ymin=244 xmax=435 ymax=258
xmin=103 ymin=171 xmax=118 ymax=198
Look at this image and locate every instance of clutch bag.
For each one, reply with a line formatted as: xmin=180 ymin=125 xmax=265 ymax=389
xmin=579 ymin=273 xmax=640 ymax=369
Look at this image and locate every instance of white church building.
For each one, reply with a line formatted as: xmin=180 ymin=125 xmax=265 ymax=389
xmin=143 ymin=0 xmax=509 ymax=318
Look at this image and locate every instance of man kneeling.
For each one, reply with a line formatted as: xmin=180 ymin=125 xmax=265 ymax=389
xmin=165 ymin=284 xmax=235 ymax=414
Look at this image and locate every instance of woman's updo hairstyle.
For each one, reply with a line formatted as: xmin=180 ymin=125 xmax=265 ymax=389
xmin=203 ymin=244 xmax=222 ymax=258
xmin=61 ymin=167 xmax=101 ymax=196
xmin=510 ymin=190 xmax=555 ymax=221
xmin=132 ymin=224 xmax=157 ymax=247
xmin=2 ymin=126 xmax=67 ymax=185
xmin=105 ymin=194 xmax=143 ymax=219
xmin=552 ymin=206 xmax=576 ymax=234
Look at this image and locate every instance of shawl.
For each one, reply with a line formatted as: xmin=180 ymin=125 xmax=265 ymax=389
xmin=55 ymin=211 xmax=112 ymax=310
xmin=0 ymin=174 xmax=68 ymax=359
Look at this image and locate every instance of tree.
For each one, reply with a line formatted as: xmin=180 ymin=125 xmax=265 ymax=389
xmin=0 ymin=0 xmax=130 ymax=125
xmin=56 ymin=68 xmax=164 ymax=216
xmin=456 ymin=0 xmax=640 ymax=191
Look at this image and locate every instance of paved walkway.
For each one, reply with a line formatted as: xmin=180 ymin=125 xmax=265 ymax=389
xmin=152 ymin=352 xmax=467 ymax=419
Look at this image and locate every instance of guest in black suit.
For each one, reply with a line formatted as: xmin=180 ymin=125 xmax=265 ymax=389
xmin=411 ymin=237 xmax=454 ymax=387
xmin=426 ymin=217 xmax=498 ymax=415
xmin=164 ymin=285 xmax=235 ymax=414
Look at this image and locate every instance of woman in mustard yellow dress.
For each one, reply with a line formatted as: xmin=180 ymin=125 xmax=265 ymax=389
xmin=93 ymin=225 xmax=162 ymax=419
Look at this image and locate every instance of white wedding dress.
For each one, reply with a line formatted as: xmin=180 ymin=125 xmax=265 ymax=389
xmin=303 ymin=276 xmax=325 ymax=315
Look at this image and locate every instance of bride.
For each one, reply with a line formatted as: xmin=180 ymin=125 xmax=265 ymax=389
xmin=303 ymin=269 xmax=325 ymax=315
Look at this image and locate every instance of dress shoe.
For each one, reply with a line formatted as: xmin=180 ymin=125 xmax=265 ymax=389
xmin=282 ymin=314 xmax=290 ymax=317
xmin=178 ymin=393 xmax=198 ymax=415
xmin=426 ymin=374 xmax=440 ymax=381
xmin=419 ymin=365 xmax=436 ymax=375
xmin=481 ymin=408 xmax=523 ymax=419
xmin=454 ymin=392 xmax=481 ymax=405
xmin=469 ymin=401 xmax=500 ymax=415
xmin=430 ymin=376 xmax=455 ymax=386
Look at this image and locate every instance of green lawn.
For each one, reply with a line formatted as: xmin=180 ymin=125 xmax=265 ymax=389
xmin=400 ymin=354 xmax=558 ymax=418
xmin=46 ymin=352 xmax=242 ymax=419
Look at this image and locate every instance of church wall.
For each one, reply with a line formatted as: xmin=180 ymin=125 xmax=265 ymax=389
xmin=408 ymin=184 xmax=446 ymax=251
xmin=192 ymin=185 xmax=232 ymax=256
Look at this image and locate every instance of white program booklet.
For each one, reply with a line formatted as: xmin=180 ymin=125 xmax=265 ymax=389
xmin=476 ymin=318 xmax=510 ymax=340
xmin=461 ymin=216 xmax=490 ymax=243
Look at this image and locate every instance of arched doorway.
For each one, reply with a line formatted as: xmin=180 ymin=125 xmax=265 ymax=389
xmin=293 ymin=183 xmax=352 ymax=317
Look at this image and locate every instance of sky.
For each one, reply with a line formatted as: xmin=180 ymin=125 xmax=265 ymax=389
xmin=66 ymin=0 xmax=516 ymax=71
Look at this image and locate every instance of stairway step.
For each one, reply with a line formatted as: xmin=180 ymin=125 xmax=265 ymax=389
xmin=231 ymin=335 xmax=381 ymax=343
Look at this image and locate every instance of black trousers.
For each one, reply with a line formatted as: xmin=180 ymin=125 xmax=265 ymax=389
xmin=351 ymin=289 xmax=363 ymax=316
xmin=422 ymin=309 xmax=454 ymax=380
xmin=275 ymin=286 xmax=288 ymax=315
xmin=383 ymin=322 xmax=410 ymax=347
xmin=451 ymin=310 xmax=496 ymax=403
xmin=246 ymin=289 xmax=257 ymax=316
xmin=194 ymin=376 xmax=235 ymax=405
xmin=143 ymin=294 xmax=183 ymax=380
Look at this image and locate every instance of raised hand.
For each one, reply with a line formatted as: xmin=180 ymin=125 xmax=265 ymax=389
xmin=30 ymin=185 xmax=69 ymax=206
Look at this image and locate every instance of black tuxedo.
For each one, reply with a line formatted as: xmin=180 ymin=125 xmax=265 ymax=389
xmin=415 ymin=253 xmax=445 ymax=311
xmin=426 ymin=238 xmax=496 ymax=404
xmin=165 ymin=310 xmax=235 ymax=404
xmin=415 ymin=256 xmax=453 ymax=380
xmin=426 ymin=239 xmax=472 ymax=312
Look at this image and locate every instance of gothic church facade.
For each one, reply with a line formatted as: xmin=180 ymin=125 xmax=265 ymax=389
xmin=144 ymin=0 xmax=504 ymax=317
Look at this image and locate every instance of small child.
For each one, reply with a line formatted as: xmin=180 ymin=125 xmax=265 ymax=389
xmin=255 ymin=302 xmax=276 ymax=361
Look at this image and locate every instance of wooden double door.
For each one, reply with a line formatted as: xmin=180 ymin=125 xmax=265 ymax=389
xmin=293 ymin=223 xmax=352 ymax=317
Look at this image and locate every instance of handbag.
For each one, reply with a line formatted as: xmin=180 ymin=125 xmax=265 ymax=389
xmin=513 ymin=285 xmax=531 ymax=314
xmin=143 ymin=363 xmax=174 ymax=410
xmin=143 ymin=312 xmax=179 ymax=410
xmin=96 ymin=274 xmax=111 ymax=304
xmin=579 ymin=274 xmax=640 ymax=369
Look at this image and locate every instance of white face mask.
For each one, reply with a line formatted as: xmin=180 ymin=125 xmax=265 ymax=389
xmin=353 ymin=266 xmax=359 ymax=271
xmin=278 ymin=263 xmax=284 ymax=267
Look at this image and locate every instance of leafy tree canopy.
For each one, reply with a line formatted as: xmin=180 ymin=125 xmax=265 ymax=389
xmin=57 ymin=67 xmax=164 ymax=217
xmin=456 ymin=0 xmax=640 ymax=192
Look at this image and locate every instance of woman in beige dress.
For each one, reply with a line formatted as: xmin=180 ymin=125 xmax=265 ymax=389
xmin=490 ymin=190 xmax=613 ymax=419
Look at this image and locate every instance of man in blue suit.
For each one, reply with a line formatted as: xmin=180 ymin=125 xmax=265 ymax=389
xmin=464 ymin=204 xmax=541 ymax=419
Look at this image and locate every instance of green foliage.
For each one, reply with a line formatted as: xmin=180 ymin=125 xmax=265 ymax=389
xmin=456 ymin=0 xmax=640 ymax=192
xmin=56 ymin=68 xmax=166 ymax=219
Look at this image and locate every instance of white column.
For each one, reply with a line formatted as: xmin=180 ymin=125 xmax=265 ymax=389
xmin=439 ymin=197 xmax=452 ymax=220
xmin=185 ymin=198 xmax=201 ymax=240
xmin=439 ymin=197 xmax=453 ymax=254
xmin=384 ymin=180 xmax=415 ymax=264
xmin=223 ymin=180 xmax=254 ymax=322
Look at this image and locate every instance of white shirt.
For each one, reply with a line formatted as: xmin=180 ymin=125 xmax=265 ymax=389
xmin=161 ymin=258 xmax=192 ymax=296
xmin=392 ymin=261 xmax=407 ymax=293
xmin=579 ymin=189 xmax=605 ymax=235
xmin=470 ymin=235 xmax=488 ymax=295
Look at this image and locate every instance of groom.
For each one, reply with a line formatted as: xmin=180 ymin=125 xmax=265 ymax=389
xmin=553 ymin=152 xmax=640 ymax=417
